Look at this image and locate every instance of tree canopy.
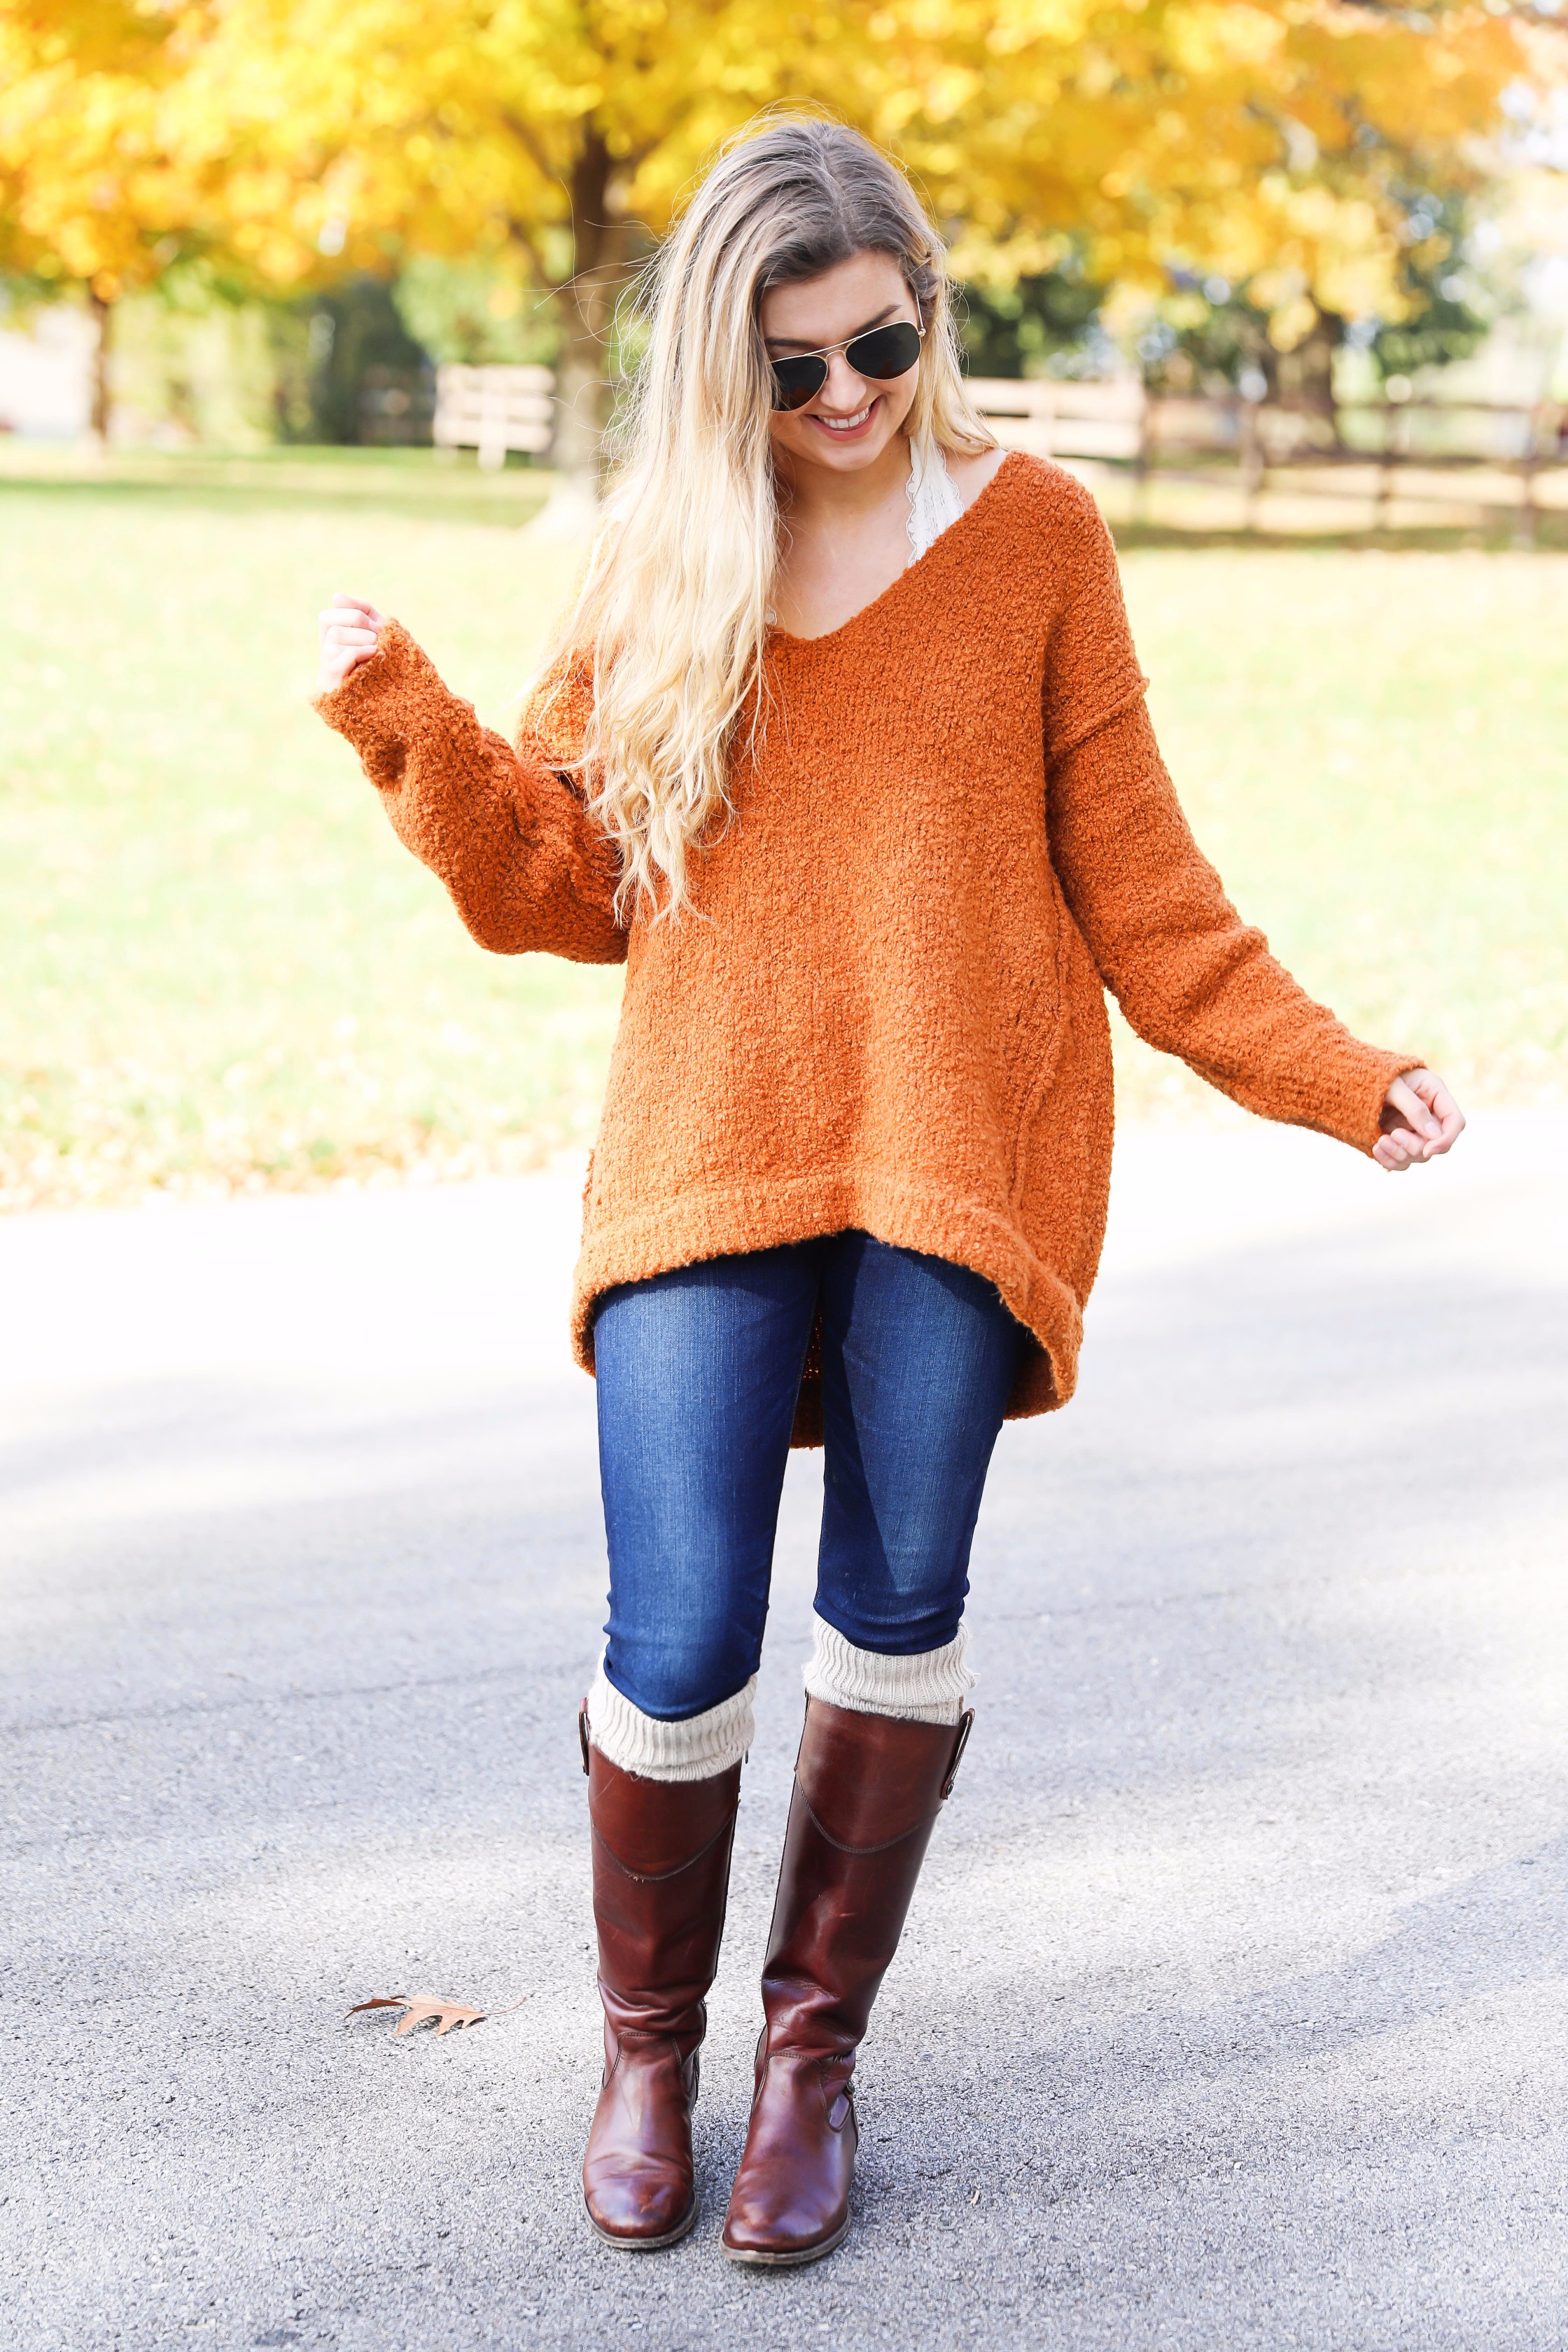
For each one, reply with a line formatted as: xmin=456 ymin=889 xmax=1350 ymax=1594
xmin=0 ymin=0 xmax=1548 ymax=451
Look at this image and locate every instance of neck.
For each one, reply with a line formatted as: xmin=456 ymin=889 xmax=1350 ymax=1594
xmin=774 ymin=428 xmax=911 ymax=527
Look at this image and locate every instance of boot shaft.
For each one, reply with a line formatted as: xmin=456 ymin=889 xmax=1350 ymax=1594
xmin=587 ymin=1735 xmax=741 ymax=2033
xmin=720 ymin=1698 xmax=972 ymax=2266
xmin=761 ymin=1698 xmax=970 ymax=2056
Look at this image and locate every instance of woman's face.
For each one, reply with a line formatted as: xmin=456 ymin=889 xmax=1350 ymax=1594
xmin=760 ymin=250 xmax=922 ymax=480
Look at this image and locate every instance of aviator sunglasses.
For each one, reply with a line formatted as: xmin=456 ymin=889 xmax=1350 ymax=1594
xmin=768 ymin=303 xmax=925 ymax=413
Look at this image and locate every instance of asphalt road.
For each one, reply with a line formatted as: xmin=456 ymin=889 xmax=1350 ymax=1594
xmin=4 ymin=1112 xmax=1565 ymax=2351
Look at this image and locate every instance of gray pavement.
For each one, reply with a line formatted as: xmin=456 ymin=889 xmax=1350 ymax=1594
xmin=3 ymin=1113 xmax=1566 ymax=2351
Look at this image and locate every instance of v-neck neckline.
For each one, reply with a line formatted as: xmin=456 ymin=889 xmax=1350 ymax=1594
xmin=766 ymin=449 xmax=1024 ymax=654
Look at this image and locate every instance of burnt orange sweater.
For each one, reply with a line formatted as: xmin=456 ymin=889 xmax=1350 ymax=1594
xmin=316 ymin=452 xmax=1418 ymax=1441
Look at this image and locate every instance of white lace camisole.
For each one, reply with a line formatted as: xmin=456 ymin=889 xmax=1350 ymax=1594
xmin=904 ymin=435 xmax=966 ymax=560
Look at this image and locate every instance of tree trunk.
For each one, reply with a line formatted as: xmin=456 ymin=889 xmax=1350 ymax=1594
xmin=1275 ymin=311 xmax=1343 ymax=449
xmin=88 ymin=290 xmax=113 ymax=443
xmin=543 ymin=130 xmax=628 ymax=509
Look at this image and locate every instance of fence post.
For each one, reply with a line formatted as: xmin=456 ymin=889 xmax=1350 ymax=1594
xmin=1375 ymin=398 xmax=1400 ymax=535
xmin=1134 ymin=391 xmax=1152 ymax=528
xmin=477 ymin=376 xmax=507 ymax=472
xmin=1239 ymin=393 xmax=1263 ymax=531
xmin=1516 ymin=407 xmax=1541 ymax=552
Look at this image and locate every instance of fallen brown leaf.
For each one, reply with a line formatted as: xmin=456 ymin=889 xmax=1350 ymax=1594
xmin=346 ymin=1991 xmax=527 ymax=2037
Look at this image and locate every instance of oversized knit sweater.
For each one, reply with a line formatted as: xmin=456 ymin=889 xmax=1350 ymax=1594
xmin=315 ymin=452 xmax=1418 ymax=1443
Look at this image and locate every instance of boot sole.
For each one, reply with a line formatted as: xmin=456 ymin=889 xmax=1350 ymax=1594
xmin=721 ymin=2213 xmax=851 ymax=2268
xmin=585 ymin=2194 xmax=699 ymax=2253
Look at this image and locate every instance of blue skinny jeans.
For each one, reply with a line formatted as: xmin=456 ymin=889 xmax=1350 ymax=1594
xmin=593 ymin=1231 xmax=1026 ymax=1721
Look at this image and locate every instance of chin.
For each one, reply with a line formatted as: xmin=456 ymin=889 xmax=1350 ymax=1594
xmin=813 ymin=436 xmax=892 ymax=470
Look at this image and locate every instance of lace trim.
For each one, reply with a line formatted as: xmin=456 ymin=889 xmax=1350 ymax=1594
xmin=906 ymin=435 xmax=965 ymax=562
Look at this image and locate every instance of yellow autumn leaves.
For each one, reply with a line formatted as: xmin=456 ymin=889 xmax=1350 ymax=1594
xmin=0 ymin=0 xmax=1548 ymax=353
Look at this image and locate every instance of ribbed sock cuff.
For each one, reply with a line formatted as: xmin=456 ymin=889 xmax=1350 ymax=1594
xmin=586 ymin=1660 xmax=756 ymax=1782
xmin=802 ymin=1614 xmax=974 ymax=1726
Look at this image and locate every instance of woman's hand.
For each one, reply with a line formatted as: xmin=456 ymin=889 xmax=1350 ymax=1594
xmin=1374 ymin=1068 xmax=1465 ymax=1172
xmin=316 ymin=593 xmax=386 ymax=696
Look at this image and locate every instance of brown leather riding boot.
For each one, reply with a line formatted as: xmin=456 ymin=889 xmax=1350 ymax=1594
xmin=720 ymin=1696 xmax=972 ymax=2266
xmin=580 ymin=1710 xmax=741 ymax=2250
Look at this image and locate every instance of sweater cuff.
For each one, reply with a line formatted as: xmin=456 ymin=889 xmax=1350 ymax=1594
xmin=311 ymin=618 xmax=423 ymax=789
xmin=1336 ymin=1044 xmax=1427 ymax=1157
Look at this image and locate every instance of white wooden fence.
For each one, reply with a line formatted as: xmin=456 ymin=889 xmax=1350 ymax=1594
xmin=965 ymin=374 xmax=1146 ymax=462
xmin=433 ymin=363 xmax=554 ymax=470
xmin=430 ymin=360 xmax=1564 ymax=536
xmin=968 ymin=374 xmax=1564 ymax=538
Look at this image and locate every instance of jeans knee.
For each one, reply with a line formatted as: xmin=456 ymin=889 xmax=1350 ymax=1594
xmin=603 ymin=1630 xmax=760 ymax=1723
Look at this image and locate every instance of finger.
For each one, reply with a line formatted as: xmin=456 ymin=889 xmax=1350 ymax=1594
xmin=330 ymin=592 xmax=380 ymax=617
xmin=1399 ymin=1080 xmax=1464 ymax=1158
xmin=1404 ymin=1070 xmax=1464 ymax=1144
xmin=1386 ymin=1074 xmax=1441 ymax=1140
xmin=1425 ymin=1088 xmax=1466 ymax=1152
xmin=316 ymin=648 xmax=373 ymax=693
xmin=337 ymin=597 xmax=386 ymax=631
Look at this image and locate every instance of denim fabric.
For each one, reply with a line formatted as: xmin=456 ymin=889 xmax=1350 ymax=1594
xmin=593 ymin=1231 xmax=1026 ymax=1721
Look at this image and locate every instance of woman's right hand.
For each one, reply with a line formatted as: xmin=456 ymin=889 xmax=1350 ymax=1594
xmin=316 ymin=593 xmax=386 ymax=696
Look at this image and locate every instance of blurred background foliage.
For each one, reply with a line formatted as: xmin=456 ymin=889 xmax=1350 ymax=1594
xmin=2 ymin=0 xmax=1564 ymax=459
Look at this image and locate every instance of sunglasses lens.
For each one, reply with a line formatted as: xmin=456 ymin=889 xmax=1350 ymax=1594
xmin=845 ymin=322 xmax=923 ymax=381
xmin=771 ymin=356 xmax=827 ymax=412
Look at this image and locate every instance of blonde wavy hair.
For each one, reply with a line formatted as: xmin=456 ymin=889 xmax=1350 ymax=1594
xmin=533 ymin=113 xmax=997 ymax=921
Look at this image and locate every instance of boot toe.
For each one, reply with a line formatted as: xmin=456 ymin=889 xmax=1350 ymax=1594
xmin=722 ymin=2186 xmax=850 ymax=2264
xmin=721 ymin=2125 xmax=854 ymax=2262
xmin=584 ymin=2162 xmax=696 ymax=2248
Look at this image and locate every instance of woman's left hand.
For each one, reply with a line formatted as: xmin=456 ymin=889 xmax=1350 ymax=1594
xmin=1374 ymin=1068 xmax=1465 ymax=1172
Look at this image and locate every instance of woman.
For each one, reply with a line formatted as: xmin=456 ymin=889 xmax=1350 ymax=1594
xmin=313 ymin=117 xmax=1463 ymax=2268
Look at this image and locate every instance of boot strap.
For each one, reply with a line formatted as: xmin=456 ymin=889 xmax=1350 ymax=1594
xmin=796 ymin=1789 xmax=941 ymax=1857
xmin=941 ymin=1708 xmax=974 ymax=1800
xmin=591 ymin=1813 xmax=738 ymax=1883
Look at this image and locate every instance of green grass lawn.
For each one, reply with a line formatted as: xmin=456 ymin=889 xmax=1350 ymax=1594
xmin=2 ymin=449 xmax=1564 ymax=1210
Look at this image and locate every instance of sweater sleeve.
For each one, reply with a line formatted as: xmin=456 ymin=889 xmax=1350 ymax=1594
xmin=1042 ymin=510 xmax=1420 ymax=1154
xmin=312 ymin=620 xmax=626 ymax=965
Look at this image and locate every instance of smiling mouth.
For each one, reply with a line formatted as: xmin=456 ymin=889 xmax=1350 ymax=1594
xmin=813 ymin=401 xmax=876 ymax=434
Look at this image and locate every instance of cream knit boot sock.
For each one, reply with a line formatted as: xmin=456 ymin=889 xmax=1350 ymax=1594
xmin=586 ymin=1658 xmax=757 ymax=1782
xmin=802 ymin=1613 xmax=974 ymax=1726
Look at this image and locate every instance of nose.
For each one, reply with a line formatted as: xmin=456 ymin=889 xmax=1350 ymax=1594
xmin=814 ymin=349 xmax=875 ymax=415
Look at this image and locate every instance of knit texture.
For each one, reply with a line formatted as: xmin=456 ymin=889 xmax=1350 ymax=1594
xmin=316 ymin=453 xmax=1420 ymax=1443
xmin=804 ymin=1615 xmax=973 ymax=1726
xmin=586 ymin=1661 xmax=757 ymax=1782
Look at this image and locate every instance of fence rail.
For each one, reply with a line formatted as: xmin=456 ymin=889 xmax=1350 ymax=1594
xmin=428 ymin=361 xmax=1567 ymax=534
xmin=965 ymin=374 xmax=1567 ymax=539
